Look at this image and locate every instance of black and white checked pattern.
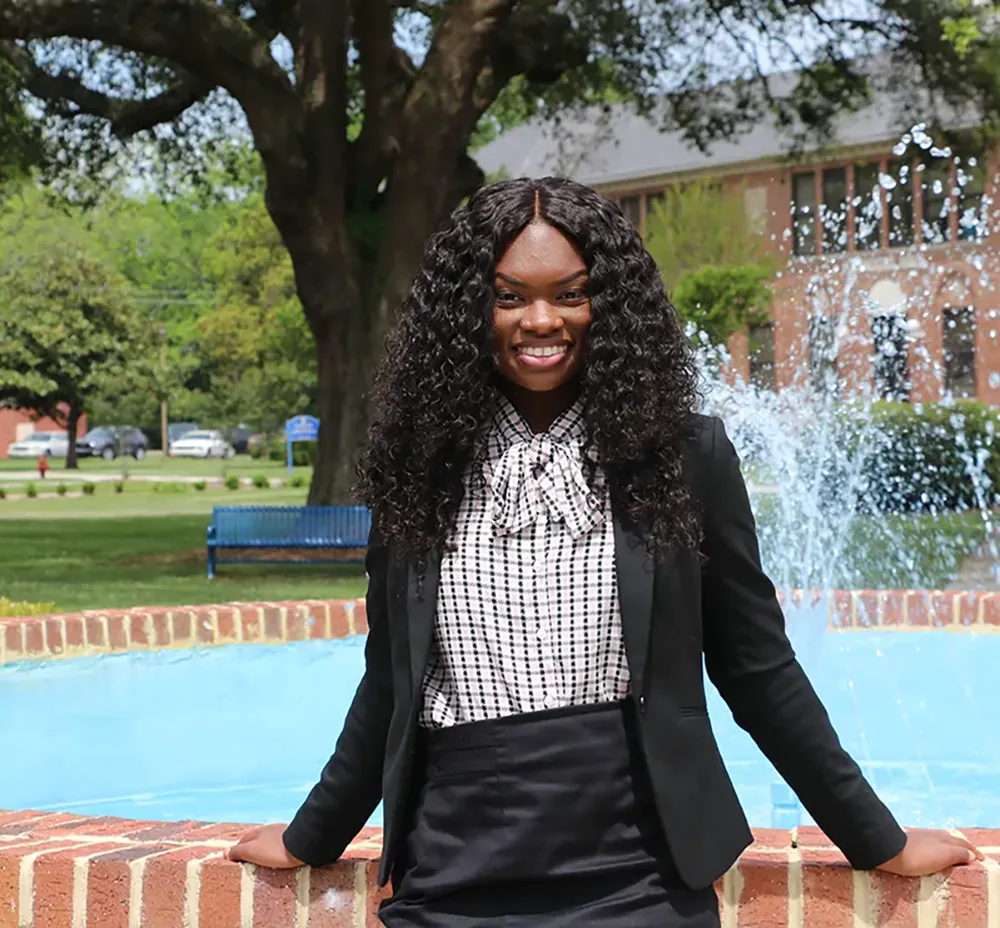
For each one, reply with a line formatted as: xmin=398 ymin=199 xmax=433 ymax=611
xmin=420 ymin=395 xmax=630 ymax=729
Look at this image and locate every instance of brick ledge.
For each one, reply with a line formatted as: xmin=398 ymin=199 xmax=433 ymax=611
xmin=0 ymin=811 xmax=997 ymax=927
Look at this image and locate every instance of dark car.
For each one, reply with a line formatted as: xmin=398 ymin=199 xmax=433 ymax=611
xmin=77 ymin=426 xmax=149 ymax=461
xmin=227 ymin=424 xmax=252 ymax=455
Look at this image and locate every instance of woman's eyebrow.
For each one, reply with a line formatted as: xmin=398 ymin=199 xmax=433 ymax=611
xmin=495 ymin=270 xmax=588 ymax=288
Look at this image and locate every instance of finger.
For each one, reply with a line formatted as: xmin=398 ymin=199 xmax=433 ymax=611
xmin=946 ymin=836 xmax=984 ymax=861
xmin=225 ymin=840 xmax=255 ymax=863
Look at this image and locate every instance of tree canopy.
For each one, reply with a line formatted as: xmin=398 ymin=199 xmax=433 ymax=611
xmin=3 ymin=0 xmax=1000 ymax=498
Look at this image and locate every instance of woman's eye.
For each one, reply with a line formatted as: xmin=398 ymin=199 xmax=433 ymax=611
xmin=561 ymin=290 xmax=587 ymax=302
xmin=496 ymin=291 xmax=522 ymax=304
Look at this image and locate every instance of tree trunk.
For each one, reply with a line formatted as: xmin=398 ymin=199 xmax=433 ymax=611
xmin=65 ymin=402 xmax=81 ymax=470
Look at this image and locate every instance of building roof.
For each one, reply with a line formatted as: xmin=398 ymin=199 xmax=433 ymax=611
xmin=474 ymin=73 xmax=975 ymax=188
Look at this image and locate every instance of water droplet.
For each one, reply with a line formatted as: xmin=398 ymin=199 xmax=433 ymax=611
xmin=879 ymin=174 xmax=897 ymax=191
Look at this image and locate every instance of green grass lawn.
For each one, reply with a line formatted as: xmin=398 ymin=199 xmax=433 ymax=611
xmin=0 ymin=482 xmax=367 ymax=612
xmin=0 ymin=451 xmax=312 ymax=481
xmin=0 ymin=513 xmax=368 ymax=613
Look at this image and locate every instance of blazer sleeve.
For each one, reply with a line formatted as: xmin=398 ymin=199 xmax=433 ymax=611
xmin=282 ymin=528 xmax=393 ymax=866
xmin=700 ymin=417 xmax=907 ymax=870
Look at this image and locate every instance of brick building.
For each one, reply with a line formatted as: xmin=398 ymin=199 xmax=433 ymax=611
xmin=475 ymin=89 xmax=1000 ymax=406
xmin=0 ymin=406 xmax=86 ymax=458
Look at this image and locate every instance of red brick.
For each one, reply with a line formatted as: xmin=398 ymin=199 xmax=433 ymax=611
xmin=242 ymin=607 xmax=263 ymax=641
xmin=801 ymin=851 xmax=854 ymax=927
xmin=195 ymin=609 xmax=215 ymax=644
xmin=172 ymin=610 xmax=193 ymax=645
xmin=930 ymin=592 xmax=954 ymax=627
xmin=882 ymin=591 xmax=906 ymax=628
xmin=24 ymin=619 xmax=44 ymax=656
xmin=288 ymin=606 xmax=309 ymax=641
xmin=87 ymin=846 xmax=169 ymax=928
xmin=738 ymin=855 xmax=789 ymax=927
xmin=107 ymin=614 xmax=128 ymax=650
xmin=936 ymin=863 xmax=990 ymax=928
xmin=129 ymin=613 xmax=151 ymax=647
xmin=308 ymin=603 xmax=330 ymax=640
xmin=365 ymin=862 xmax=390 ymax=928
xmin=216 ymin=607 xmax=238 ymax=643
xmin=142 ymin=846 xmax=218 ymax=928
xmin=355 ymin=600 xmax=369 ymax=634
xmin=151 ymin=611 xmax=171 ymax=647
xmin=252 ymin=865 xmax=297 ymax=926
xmin=795 ymin=827 xmax=836 ymax=849
xmin=981 ymin=592 xmax=1000 ymax=627
xmin=906 ymin=592 xmax=931 ymax=627
xmin=199 ymin=856 xmax=242 ymax=928
xmin=750 ymin=829 xmax=792 ymax=850
xmin=262 ymin=605 xmax=283 ymax=641
xmin=955 ymin=828 xmax=1000 ymax=849
xmin=330 ymin=603 xmax=350 ymax=639
xmin=305 ymin=863 xmax=360 ymax=928
xmin=33 ymin=843 xmax=125 ymax=928
xmin=64 ymin=616 xmax=84 ymax=650
xmin=954 ymin=591 xmax=977 ymax=627
xmin=867 ymin=870 xmax=919 ymax=927
xmin=2 ymin=621 xmax=22 ymax=661
xmin=855 ymin=590 xmax=879 ymax=627
xmin=85 ymin=615 xmax=107 ymax=649
xmin=43 ymin=619 xmax=65 ymax=656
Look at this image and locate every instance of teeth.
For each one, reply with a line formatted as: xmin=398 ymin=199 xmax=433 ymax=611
xmin=519 ymin=345 xmax=567 ymax=357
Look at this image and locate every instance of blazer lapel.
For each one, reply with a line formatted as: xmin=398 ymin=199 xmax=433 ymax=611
xmin=613 ymin=515 xmax=656 ymax=700
xmin=406 ymin=551 xmax=441 ymax=701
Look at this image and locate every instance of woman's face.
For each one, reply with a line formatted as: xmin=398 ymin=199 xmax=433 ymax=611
xmin=493 ymin=221 xmax=591 ymax=395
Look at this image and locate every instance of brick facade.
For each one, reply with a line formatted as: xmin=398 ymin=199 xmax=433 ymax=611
xmin=0 ymin=407 xmax=87 ymax=459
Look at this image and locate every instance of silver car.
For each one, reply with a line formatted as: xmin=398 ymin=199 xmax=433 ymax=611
xmin=5 ymin=431 xmax=71 ymax=459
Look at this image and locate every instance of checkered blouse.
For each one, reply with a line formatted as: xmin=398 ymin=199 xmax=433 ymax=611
xmin=419 ymin=394 xmax=630 ymax=728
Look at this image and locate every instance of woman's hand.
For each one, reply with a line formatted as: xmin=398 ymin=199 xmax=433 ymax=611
xmin=225 ymin=823 xmax=306 ymax=868
xmin=877 ymin=830 xmax=983 ymax=876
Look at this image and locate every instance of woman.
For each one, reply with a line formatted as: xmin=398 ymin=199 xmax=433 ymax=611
xmin=228 ymin=177 xmax=982 ymax=925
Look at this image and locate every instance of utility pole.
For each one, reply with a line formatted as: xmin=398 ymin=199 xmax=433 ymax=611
xmin=159 ymin=333 xmax=169 ymax=458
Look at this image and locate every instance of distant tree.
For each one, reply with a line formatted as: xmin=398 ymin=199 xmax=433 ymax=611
xmin=0 ymin=227 xmax=144 ymax=468
xmin=670 ymin=264 xmax=773 ymax=347
xmin=3 ymin=1 xmax=1000 ymax=497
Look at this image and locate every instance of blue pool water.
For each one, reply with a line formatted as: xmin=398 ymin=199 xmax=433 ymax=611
xmin=2 ymin=629 xmax=999 ymax=828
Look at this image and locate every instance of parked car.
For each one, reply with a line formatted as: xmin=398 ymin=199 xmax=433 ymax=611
xmin=77 ymin=426 xmax=149 ymax=461
xmin=6 ymin=431 xmax=70 ymax=459
xmin=167 ymin=422 xmax=199 ymax=450
xmin=169 ymin=429 xmax=235 ymax=458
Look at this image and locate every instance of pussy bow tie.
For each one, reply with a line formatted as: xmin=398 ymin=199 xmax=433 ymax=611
xmin=488 ymin=435 xmax=604 ymax=540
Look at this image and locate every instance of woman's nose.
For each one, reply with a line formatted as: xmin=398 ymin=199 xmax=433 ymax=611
xmin=520 ymin=299 xmax=563 ymax=332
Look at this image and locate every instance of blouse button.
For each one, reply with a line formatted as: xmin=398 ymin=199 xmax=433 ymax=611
xmin=639 ymin=695 xmax=646 ymax=715
xmin=543 ymin=693 xmax=557 ymax=709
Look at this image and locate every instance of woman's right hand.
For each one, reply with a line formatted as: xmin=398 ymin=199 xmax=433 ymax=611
xmin=225 ymin=823 xmax=306 ymax=868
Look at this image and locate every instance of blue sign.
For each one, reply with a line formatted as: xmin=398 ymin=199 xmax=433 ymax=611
xmin=285 ymin=415 xmax=320 ymax=471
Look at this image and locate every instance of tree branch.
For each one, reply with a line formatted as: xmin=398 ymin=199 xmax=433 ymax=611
xmin=0 ymin=0 xmax=294 ymax=112
xmin=0 ymin=40 xmax=210 ymax=137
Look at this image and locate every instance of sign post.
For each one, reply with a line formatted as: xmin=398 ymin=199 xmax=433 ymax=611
xmin=284 ymin=415 xmax=320 ymax=473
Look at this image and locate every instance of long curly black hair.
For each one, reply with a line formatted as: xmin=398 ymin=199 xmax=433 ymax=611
xmin=356 ymin=176 xmax=702 ymax=560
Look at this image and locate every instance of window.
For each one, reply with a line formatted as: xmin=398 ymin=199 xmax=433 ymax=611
xmin=619 ymin=195 xmax=641 ymax=227
xmin=872 ymin=313 xmax=910 ymax=400
xmin=920 ymin=161 xmax=953 ymax=244
xmin=853 ymin=162 xmax=882 ymax=250
xmin=957 ymin=160 xmax=986 ymax=241
xmin=808 ymin=315 xmax=838 ymax=394
xmin=748 ymin=322 xmax=776 ymax=391
xmin=943 ymin=306 xmax=976 ymax=397
xmin=791 ymin=173 xmax=817 ymax=256
xmin=820 ymin=167 xmax=848 ymax=254
xmin=885 ymin=160 xmax=914 ymax=247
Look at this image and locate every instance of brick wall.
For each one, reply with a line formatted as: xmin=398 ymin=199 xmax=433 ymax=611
xmin=0 ymin=407 xmax=87 ymax=459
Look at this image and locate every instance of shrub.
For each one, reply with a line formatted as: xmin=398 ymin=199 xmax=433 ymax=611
xmin=26 ymin=483 xmax=37 ymax=499
xmin=0 ymin=487 xmax=6 ymax=500
xmin=252 ymin=473 xmax=270 ymax=489
xmin=152 ymin=482 xmax=187 ymax=494
xmin=225 ymin=475 xmax=240 ymax=491
xmin=249 ymin=444 xmax=264 ymax=460
xmin=113 ymin=480 xmax=125 ymax=494
xmin=268 ymin=438 xmax=316 ymax=466
xmin=193 ymin=479 xmax=207 ymax=491
xmin=831 ymin=400 xmax=1000 ymax=513
xmin=289 ymin=475 xmax=306 ymax=489
xmin=56 ymin=483 xmax=68 ymax=497
xmin=82 ymin=482 xmax=97 ymax=496
xmin=0 ymin=598 xmax=55 ymax=618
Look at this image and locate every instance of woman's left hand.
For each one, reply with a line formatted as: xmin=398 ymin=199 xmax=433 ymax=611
xmin=877 ymin=830 xmax=984 ymax=876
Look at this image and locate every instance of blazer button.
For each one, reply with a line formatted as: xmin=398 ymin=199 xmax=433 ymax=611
xmin=638 ymin=695 xmax=646 ymax=715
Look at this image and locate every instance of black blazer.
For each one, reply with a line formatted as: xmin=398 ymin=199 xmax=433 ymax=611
xmin=282 ymin=415 xmax=906 ymax=890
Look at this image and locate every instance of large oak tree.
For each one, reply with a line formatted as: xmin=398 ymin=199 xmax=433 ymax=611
xmin=2 ymin=0 xmax=999 ymax=501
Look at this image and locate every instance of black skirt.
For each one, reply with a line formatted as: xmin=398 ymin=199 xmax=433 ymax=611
xmin=379 ymin=700 xmax=720 ymax=927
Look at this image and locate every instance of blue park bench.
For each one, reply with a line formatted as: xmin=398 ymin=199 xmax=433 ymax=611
xmin=206 ymin=505 xmax=372 ymax=579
